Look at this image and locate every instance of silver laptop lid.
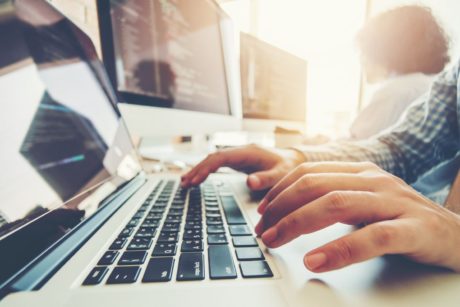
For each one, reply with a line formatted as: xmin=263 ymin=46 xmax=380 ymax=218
xmin=0 ymin=0 xmax=141 ymax=286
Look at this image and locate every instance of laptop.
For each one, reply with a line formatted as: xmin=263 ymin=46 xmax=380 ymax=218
xmin=0 ymin=1 xmax=288 ymax=305
xmin=3 ymin=1 xmax=458 ymax=307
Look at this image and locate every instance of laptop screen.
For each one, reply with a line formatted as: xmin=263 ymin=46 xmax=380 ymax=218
xmin=0 ymin=0 xmax=141 ymax=285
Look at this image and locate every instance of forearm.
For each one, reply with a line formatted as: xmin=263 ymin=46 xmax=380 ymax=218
xmin=296 ymin=138 xmax=407 ymax=179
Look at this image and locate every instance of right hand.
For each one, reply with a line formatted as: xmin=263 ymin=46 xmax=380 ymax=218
xmin=181 ymin=144 xmax=305 ymax=192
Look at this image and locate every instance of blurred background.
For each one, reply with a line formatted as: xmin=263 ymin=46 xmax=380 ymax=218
xmin=219 ymin=0 xmax=460 ymax=137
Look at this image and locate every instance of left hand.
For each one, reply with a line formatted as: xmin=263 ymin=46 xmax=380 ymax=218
xmin=255 ymin=161 xmax=460 ymax=273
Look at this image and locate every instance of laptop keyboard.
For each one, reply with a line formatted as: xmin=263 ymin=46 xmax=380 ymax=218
xmin=82 ymin=179 xmax=273 ymax=286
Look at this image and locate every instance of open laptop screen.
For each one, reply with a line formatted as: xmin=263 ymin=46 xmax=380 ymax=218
xmin=0 ymin=0 xmax=141 ymax=285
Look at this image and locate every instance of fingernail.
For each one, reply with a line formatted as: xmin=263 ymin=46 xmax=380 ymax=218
xmin=257 ymin=198 xmax=268 ymax=214
xmin=248 ymin=175 xmax=260 ymax=189
xmin=261 ymin=227 xmax=277 ymax=245
xmin=255 ymin=220 xmax=264 ymax=236
xmin=305 ymin=253 xmax=327 ymax=270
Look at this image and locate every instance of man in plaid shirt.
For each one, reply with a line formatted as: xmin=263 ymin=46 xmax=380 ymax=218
xmin=182 ymin=59 xmax=460 ymax=273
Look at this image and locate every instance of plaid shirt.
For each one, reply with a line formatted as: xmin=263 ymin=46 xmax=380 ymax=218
xmin=301 ymin=59 xmax=460 ymax=184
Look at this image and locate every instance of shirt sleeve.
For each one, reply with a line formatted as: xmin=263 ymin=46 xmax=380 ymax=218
xmin=298 ymin=61 xmax=460 ymax=184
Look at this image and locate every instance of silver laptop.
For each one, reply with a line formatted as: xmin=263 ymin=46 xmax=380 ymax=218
xmin=0 ymin=1 xmax=286 ymax=306
xmin=3 ymin=1 xmax=457 ymax=307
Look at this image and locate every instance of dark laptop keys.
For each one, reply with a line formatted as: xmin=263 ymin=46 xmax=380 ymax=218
xmin=177 ymin=252 xmax=205 ymax=281
xmin=119 ymin=226 xmax=135 ymax=237
xmin=208 ymin=245 xmax=237 ymax=279
xmin=109 ymin=237 xmax=127 ymax=250
xmin=162 ymin=222 xmax=181 ymax=233
xmin=158 ymin=231 xmax=179 ymax=243
xmin=107 ymin=266 xmax=141 ymax=284
xmin=232 ymin=236 xmax=258 ymax=247
xmin=207 ymin=233 xmax=227 ymax=245
xmin=83 ymin=267 xmax=108 ymax=285
xmin=181 ymin=239 xmax=204 ymax=252
xmin=240 ymin=261 xmax=273 ymax=278
xmin=118 ymin=251 xmax=147 ymax=265
xmin=220 ymin=196 xmax=246 ymax=225
xmin=152 ymin=243 xmax=177 ymax=256
xmin=235 ymin=247 xmax=265 ymax=261
xmin=98 ymin=251 xmax=119 ymax=265
xmin=142 ymin=257 xmax=175 ymax=282
xmin=183 ymin=229 xmax=202 ymax=239
xmin=229 ymin=225 xmax=252 ymax=236
xmin=135 ymin=226 xmax=157 ymax=238
xmin=207 ymin=225 xmax=225 ymax=234
xmin=127 ymin=237 xmax=152 ymax=250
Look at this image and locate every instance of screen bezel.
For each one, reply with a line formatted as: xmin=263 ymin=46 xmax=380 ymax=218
xmin=97 ymin=0 xmax=234 ymax=115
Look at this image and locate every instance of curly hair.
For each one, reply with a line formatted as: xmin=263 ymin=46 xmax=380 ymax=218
xmin=356 ymin=5 xmax=450 ymax=75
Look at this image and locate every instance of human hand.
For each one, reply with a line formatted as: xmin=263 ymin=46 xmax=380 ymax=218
xmin=181 ymin=145 xmax=305 ymax=190
xmin=255 ymin=161 xmax=460 ymax=273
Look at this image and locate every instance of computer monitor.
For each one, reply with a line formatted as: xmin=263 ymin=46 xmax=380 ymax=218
xmin=97 ymin=0 xmax=241 ymax=138
xmin=240 ymin=32 xmax=307 ymax=132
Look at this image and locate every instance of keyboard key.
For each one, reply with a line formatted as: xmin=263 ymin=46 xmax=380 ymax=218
xmin=142 ymin=257 xmax=175 ymax=282
xmin=135 ymin=226 xmax=157 ymax=238
xmin=206 ymin=207 xmax=220 ymax=213
xmin=206 ymin=216 xmax=223 ymax=224
xmin=109 ymin=237 xmax=127 ymax=250
xmin=118 ymin=251 xmax=147 ymax=265
xmin=208 ymin=245 xmax=237 ymax=280
xmin=127 ymin=237 xmax=152 ymax=250
xmin=207 ymin=234 xmax=228 ymax=245
xmin=186 ymin=215 xmax=201 ymax=222
xmin=98 ymin=251 xmax=119 ymax=265
xmin=162 ymin=223 xmax=181 ymax=232
xmin=119 ymin=226 xmax=134 ymax=237
xmin=235 ymin=247 xmax=264 ymax=261
xmin=152 ymin=243 xmax=177 ymax=256
xmin=240 ymin=261 xmax=273 ymax=278
xmin=150 ymin=208 xmax=165 ymax=213
xmin=165 ymin=215 xmax=181 ymax=223
xmin=207 ymin=225 xmax=225 ymax=234
xmin=181 ymin=239 xmax=203 ymax=252
xmin=206 ymin=213 xmax=221 ymax=218
xmin=177 ymin=252 xmax=205 ymax=281
xmin=127 ymin=218 xmax=141 ymax=227
xmin=146 ymin=213 xmax=163 ymax=220
xmin=83 ymin=267 xmax=108 ymax=285
xmin=132 ymin=212 xmax=145 ymax=219
xmin=158 ymin=231 xmax=179 ymax=243
xmin=229 ymin=225 xmax=252 ymax=236
xmin=142 ymin=218 xmax=161 ymax=227
xmin=107 ymin=266 xmax=141 ymax=284
xmin=168 ymin=209 xmax=184 ymax=216
xmin=221 ymin=196 xmax=246 ymax=225
xmin=232 ymin=236 xmax=258 ymax=247
xmin=185 ymin=224 xmax=202 ymax=230
xmin=183 ymin=229 xmax=202 ymax=239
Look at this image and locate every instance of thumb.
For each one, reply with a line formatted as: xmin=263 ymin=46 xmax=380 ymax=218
xmin=247 ymin=168 xmax=283 ymax=191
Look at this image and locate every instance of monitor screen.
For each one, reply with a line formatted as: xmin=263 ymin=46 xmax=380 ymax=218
xmin=0 ymin=0 xmax=141 ymax=286
xmin=240 ymin=32 xmax=307 ymax=122
xmin=107 ymin=0 xmax=231 ymax=116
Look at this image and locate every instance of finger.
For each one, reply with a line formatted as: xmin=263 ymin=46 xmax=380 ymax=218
xmin=303 ymin=220 xmax=412 ymax=272
xmin=261 ymin=161 xmax=379 ymax=211
xmin=181 ymin=148 xmax=252 ymax=187
xmin=247 ymin=167 xmax=285 ymax=191
xmin=260 ymin=190 xmax=401 ymax=247
xmin=257 ymin=173 xmax=379 ymax=234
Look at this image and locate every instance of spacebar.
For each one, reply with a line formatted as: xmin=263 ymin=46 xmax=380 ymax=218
xmin=208 ymin=245 xmax=237 ymax=279
xmin=220 ymin=196 xmax=246 ymax=225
